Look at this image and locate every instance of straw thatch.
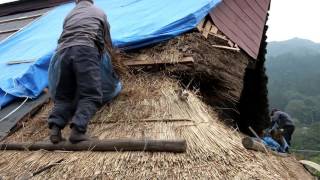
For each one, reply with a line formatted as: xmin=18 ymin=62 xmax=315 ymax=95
xmin=0 ymin=75 xmax=312 ymax=179
xmin=128 ymin=32 xmax=250 ymax=109
xmin=0 ymin=32 xmax=312 ymax=179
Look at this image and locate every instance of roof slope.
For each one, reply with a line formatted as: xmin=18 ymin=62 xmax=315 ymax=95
xmin=210 ymin=0 xmax=271 ymax=59
xmin=0 ymin=75 xmax=313 ymax=179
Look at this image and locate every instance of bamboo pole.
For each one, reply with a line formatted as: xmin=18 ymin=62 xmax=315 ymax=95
xmin=0 ymin=139 xmax=187 ymax=153
xmin=123 ymin=57 xmax=194 ymax=66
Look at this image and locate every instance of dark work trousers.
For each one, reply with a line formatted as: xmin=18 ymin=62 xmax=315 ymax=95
xmin=283 ymin=125 xmax=295 ymax=146
xmin=48 ymin=46 xmax=102 ymax=133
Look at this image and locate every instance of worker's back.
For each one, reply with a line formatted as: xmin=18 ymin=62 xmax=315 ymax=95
xmin=57 ymin=0 xmax=111 ymax=53
xmin=272 ymin=111 xmax=294 ymax=128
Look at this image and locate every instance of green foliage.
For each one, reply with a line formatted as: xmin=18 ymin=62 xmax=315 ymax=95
xmin=266 ymin=38 xmax=320 ymax=161
xmin=292 ymin=122 xmax=320 ymax=150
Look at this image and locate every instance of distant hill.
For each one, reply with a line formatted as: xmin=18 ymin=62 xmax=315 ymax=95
xmin=267 ymin=38 xmax=320 ymax=101
xmin=267 ymin=38 xmax=320 ymax=58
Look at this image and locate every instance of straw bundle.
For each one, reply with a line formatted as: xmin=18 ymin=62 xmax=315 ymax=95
xmin=0 ymin=75 xmax=312 ymax=179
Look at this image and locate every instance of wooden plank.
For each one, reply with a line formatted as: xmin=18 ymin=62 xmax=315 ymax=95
xmin=0 ymin=139 xmax=187 ymax=153
xmin=202 ymin=21 xmax=212 ymax=39
xmin=6 ymin=59 xmax=36 ymax=65
xmin=242 ymin=137 xmax=267 ymax=153
xmin=0 ymin=93 xmax=50 ymax=141
xmin=208 ymin=33 xmax=228 ymax=41
xmin=211 ymin=45 xmax=240 ymax=51
xmin=196 ymin=18 xmax=205 ymax=32
xmin=210 ymin=24 xmax=219 ymax=34
xmin=91 ymin=118 xmax=194 ymax=124
xmin=124 ymin=57 xmax=194 ymax=66
xmin=227 ymin=40 xmax=234 ymax=47
xmin=0 ymin=14 xmax=42 ymax=24
xmin=0 ymin=28 xmax=19 ymax=35
xmin=299 ymin=160 xmax=320 ymax=172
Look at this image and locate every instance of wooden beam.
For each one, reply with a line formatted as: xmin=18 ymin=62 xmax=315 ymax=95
xmin=209 ymin=33 xmax=229 ymax=41
xmin=0 ymin=28 xmax=19 ymax=34
xmin=196 ymin=19 xmax=205 ymax=32
xmin=90 ymin=118 xmax=194 ymax=124
xmin=0 ymin=14 xmax=42 ymax=24
xmin=242 ymin=137 xmax=288 ymax=157
xmin=242 ymin=137 xmax=267 ymax=153
xmin=124 ymin=57 xmax=194 ymax=66
xmin=202 ymin=21 xmax=212 ymax=39
xmin=211 ymin=45 xmax=240 ymax=51
xmin=210 ymin=24 xmax=219 ymax=34
xmin=6 ymin=59 xmax=36 ymax=65
xmin=0 ymin=139 xmax=187 ymax=153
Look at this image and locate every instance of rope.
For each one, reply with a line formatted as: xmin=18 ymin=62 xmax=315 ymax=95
xmin=0 ymin=92 xmax=8 ymax=111
xmin=0 ymin=97 xmax=28 ymax=123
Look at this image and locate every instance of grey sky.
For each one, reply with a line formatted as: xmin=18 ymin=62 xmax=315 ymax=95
xmin=0 ymin=0 xmax=17 ymax=3
xmin=267 ymin=0 xmax=320 ymax=42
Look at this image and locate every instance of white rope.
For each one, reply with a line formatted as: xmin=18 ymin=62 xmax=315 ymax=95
xmin=0 ymin=92 xmax=8 ymax=111
xmin=0 ymin=97 xmax=28 ymax=123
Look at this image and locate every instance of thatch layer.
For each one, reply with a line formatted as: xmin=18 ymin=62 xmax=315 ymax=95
xmin=0 ymin=76 xmax=312 ymax=179
xmin=128 ymin=32 xmax=250 ymax=109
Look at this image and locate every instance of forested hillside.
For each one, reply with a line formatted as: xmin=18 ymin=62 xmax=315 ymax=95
xmin=266 ymin=38 xmax=320 ymax=163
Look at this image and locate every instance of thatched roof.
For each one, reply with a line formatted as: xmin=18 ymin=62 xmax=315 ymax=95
xmin=0 ymin=75 xmax=312 ymax=179
xmin=0 ymin=32 xmax=313 ymax=179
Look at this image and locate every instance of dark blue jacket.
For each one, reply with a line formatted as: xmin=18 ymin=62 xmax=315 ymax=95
xmin=271 ymin=111 xmax=294 ymax=128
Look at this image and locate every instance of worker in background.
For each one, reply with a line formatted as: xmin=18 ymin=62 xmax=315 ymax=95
xmin=270 ymin=108 xmax=295 ymax=146
xmin=47 ymin=0 xmax=121 ymax=144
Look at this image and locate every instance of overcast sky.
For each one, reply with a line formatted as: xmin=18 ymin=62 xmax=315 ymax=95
xmin=267 ymin=0 xmax=320 ymax=43
xmin=0 ymin=0 xmax=17 ymax=3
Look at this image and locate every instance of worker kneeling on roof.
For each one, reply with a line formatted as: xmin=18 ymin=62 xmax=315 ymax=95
xmin=47 ymin=0 xmax=121 ymax=144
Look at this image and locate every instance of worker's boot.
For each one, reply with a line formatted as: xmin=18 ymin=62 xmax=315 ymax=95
xmin=69 ymin=127 xmax=91 ymax=144
xmin=50 ymin=125 xmax=63 ymax=144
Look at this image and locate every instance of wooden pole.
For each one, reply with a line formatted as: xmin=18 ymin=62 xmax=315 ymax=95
xmin=0 ymin=139 xmax=187 ymax=153
xmin=0 ymin=28 xmax=19 ymax=34
xmin=211 ymin=45 xmax=240 ymax=51
xmin=123 ymin=57 xmax=194 ymax=66
xmin=242 ymin=137 xmax=267 ymax=153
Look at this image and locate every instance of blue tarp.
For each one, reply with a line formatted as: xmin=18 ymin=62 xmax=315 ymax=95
xmin=0 ymin=0 xmax=221 ymax=107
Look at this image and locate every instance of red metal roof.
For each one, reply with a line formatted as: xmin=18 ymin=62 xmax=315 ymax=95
xmin=210 ymin=0 xmax=271 ymax=59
